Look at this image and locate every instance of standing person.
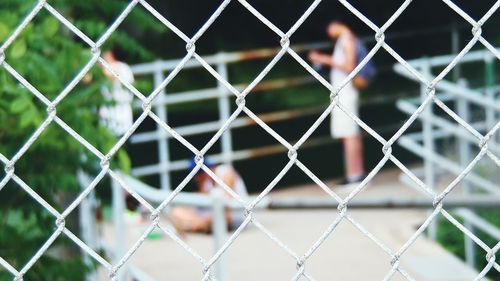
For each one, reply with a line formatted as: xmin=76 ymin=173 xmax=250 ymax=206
xmin=77 ymin=49 xmax=136 ymax=251
xmin=308 ymin=21 xmax=366 ymax=186
xmin=170 ymin=159 xmax=249 ymax=233
xmin=95 ymin=49 xmax=137 ymax=227
xmin=99 ymin=48 xmax=135 ymax=137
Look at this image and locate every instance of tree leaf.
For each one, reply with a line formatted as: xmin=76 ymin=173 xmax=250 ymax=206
xmin=0 ymin=22 xmax=9 ymax=42
xmin=0 ymin=12 xmax=18 ymax=27
xmin=10 ymin=96 xmax=30 ymax=113
xmin=9 ymin=39 xmax=26 ymax=59
xmin=19 ymin=107 xmax=37 ymax=128
xmin=43 ymin=17 xmax=59 ymax=38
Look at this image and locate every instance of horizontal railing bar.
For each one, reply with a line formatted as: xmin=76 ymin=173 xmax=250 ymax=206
xmin=132 ymin=24 xmax=468 ymax=75
xmin=130 ymin=106 xmax=324 ymax=143
xmin=131 ymin=136 xmax=333 ymax=177
xmin=398 ymin=135 xmax=500 ymax=195
xmin=395 ymin=63 xmax=500 ymax=111
xmin=131 ymin=121 xmax=403 ymax=177
xmin=144 ymin=87 xmax=219 ymax=106
xmin=267 ymin=196 xmax=500 ymax=209
xmin=119 ymin=172 xmax=269 ymax=209
xmin=402 ymin=125 xmax=486 ymax=146
xmin=475 ymin=84 xmax=500 ymax=94
xmin=131 ymin=89 xmax=414 ymax=144
xmin=401 ymin=48 xmax=500 ymax=69
xmin=437 ymin=80 xmax=500 ymax=111
xmin=397 ymin=99 xmax=500 ymax=154
xmin=120 ymin=174 xmax=500 ymax=210
xmin=133 ymin=76 xmax=315 ymax=108
xmin=456 ymin=209 xmax=500 ymax=240
xmin=131 ymin=42 xmax=329 ymax=74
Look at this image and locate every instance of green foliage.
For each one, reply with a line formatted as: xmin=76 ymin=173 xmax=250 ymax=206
xmin=0 ymin=0 xmax=162 ymax=280
xmin=437 ymin=210 xmax=500 ymax=280
xmin=64 ymin=0 xmax=164 ymax=62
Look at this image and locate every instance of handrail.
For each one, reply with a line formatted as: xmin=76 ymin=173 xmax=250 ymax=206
xmin=395 ymin=44 xmax=499 ymax=271
xmin=131 ymin=24 xmax=469 ymax=74
xmin=456 ymin=209 xmax=500 ymax=240
xmin=116 ymin=173 xmax=500 ymax=210
xmin=118 ymin=172 xmax=269 ymax=209
xmin=394 ymin=47 xmax=499 ymax=70
xmin=128 ymin=25 xmax=471 ymax=190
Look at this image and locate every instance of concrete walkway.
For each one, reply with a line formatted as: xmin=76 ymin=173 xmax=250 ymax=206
xmin=101 ymin=169 xmax=482 ymax=280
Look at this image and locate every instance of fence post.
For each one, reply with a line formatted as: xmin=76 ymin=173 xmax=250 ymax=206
xmin=216 ymin=53 xmax=233 ymax=165
xmin=211 ymin=188 xmax=229 ymax=281
xmin=112 ymin=177 xmax=127 ymax=281
xmin=456 ymin=78 xmax=475 ymax=267
xmin=421 ymin=60 xmax=438 ymax=240
xmin=154 ymin=61 xmax=171 ymax=191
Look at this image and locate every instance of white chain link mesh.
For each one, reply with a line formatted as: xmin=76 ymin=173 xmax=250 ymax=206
xmin=0 ymin=0 xmax=499 ymax=280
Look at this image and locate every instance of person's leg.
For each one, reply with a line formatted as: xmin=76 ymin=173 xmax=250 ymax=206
xmin=342 ymin=134 xmax=365 ymax=181
xmin=170 ymin=206 xmax=212 ymax=233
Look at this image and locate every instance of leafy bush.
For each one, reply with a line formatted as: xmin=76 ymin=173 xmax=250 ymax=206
xmin=0 ymin=1 xmax=161 ymax=280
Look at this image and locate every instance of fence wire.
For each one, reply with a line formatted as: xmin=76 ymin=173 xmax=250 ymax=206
xmin=0 ymin=0 xmax=499 ymax=280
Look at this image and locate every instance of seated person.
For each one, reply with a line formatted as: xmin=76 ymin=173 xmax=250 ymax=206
xmin=170 ymin=159 xmax=249 ymax=233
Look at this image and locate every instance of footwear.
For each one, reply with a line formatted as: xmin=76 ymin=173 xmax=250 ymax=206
xmin=338 ymin=174 xmax=366 ymax=184
xmin=336 ymin=174 xmax=365 ymax=189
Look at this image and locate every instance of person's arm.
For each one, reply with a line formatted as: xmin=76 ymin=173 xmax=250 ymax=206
xmin=308 ymin=50 xmax=334 ymax=67
xmin=308 ymin=34 xmax=357 ymax=73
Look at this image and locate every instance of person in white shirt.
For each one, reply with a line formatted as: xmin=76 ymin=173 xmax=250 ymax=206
xmin=99 ymin=49 xmax=135 ymax=137
xmin=308 ymin=21 xmax=366 ymax=186
xmin=170 ymin=160 xmax=249 ymax=233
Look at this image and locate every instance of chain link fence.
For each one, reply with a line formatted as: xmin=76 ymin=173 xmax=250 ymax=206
xmin=0 ymin=0 xmax=499 ymax=280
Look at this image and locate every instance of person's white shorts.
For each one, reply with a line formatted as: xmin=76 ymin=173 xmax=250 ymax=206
xmin=330 ymin=88 xmax=360 ymax=138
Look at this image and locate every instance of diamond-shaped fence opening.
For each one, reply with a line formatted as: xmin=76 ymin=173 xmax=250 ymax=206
xmin=0 ymin=0 xmax=499 ymax=280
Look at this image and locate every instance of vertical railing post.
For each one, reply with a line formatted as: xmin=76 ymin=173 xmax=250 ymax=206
xmin=154 ymin=61 xmax=171 ymax=191
xmin=77 ymin=170 xmax=98 ymax=281
xmin=456 ymin=78 xmax=475 ymax=267
xmin=112 ymin=177 xmax=127 ymax=281
xmin=216 ymin=53 xmax=233 ymax=165
xmin=211 ymin=189 xmax=228 ymax=281
xmin=484 ymin=55 xmax=495 ymax=133
xmin=484 ymin=54 xmax=499 ymax=196
xmin=421 ymin=60 xmax=437 ymax=240
xmin=451 ymin=23 xmax=461 ymax=81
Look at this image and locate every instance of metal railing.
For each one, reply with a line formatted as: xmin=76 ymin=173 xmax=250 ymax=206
xmin=80 ymin=170 xmax=268 ymax=281
xmin=394 ymin=47 xmax=500 ymax=269
xmin=129 ymin=25 xmax=468 ymax=192
xmin=100 ymin=44 xmax=500 ymax=281
xmin=78 ymin=26 xmax=482 ymax=281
